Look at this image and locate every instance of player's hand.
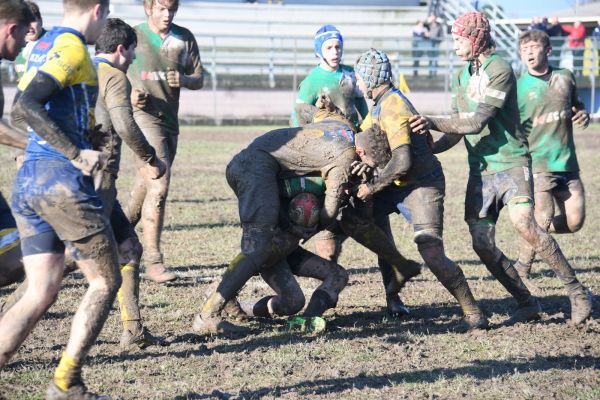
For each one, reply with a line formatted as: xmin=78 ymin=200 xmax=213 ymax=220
xmin=409 ymin=115 xmax=432 ymax=134
xmin=142 ymin=156 xmax=167 ymax=180
xmin=167 ymin=68 xmax=185 ymax=88
xmin=131 ymin=88 xmax=148 ymax=109
xmin=350 ymin=160 xmax=373 ymax=182
xmin=572 ymin=106 xmax=590 ymax=129
xmin=356 ymin=183 xmax=373 ymax=201
xmin=71 ymin=149 xmax=106 ymax=176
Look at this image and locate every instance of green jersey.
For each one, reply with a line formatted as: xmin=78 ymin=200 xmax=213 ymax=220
xmin=291 ymin=64 xmax=368 ymax=127
xmin=453 ymin=53 xmax=529 ymax=175
xmin=127 ymin=22 xmax=203 ymax=132
xmin=13 ymin=28 xmax=47 ymax=81
xmin=517 ymin=68 xmax=581 ymax=173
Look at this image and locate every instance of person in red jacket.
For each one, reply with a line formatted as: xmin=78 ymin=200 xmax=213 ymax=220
xmin=562 ymin=21 xmax=586 ymax=75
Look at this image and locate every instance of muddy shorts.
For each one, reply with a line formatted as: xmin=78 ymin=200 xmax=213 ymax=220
xmin=134 ymin=113 xmax=178 ymax=164
xmin=11 ymin=160 xmax=108 ymax=248
xmin=226 ymin=150 xmax=280 ymax=225
xmin=532 ymin=171 xmax=583 ymax=193
xmin=0 ymin=191 xmax=19 ymax=255
xmin=465 ymin=166 xmax=533 ymax=224
xmin=374 ymin=173 xmax=445 ymax=239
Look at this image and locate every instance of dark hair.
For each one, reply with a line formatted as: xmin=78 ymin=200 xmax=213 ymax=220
xmin=95 ymin=18 xmax=137 ymax=54
xmin=63 ymin=0 xmax=109 ymax=13
xmin=519 ymin=29 xmax=550 ymax=49
xmin=356 ymin=124 xmax=391 ymax=167
xmin=0 ymin=0 xmax=35 ymax=25
xmin=25 ymin=1 xmax=41 ymax=20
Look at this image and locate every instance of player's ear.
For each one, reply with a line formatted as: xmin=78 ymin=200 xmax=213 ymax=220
xmin=6 ymin=22 xmax=17 ymax=38
xmin=116 ymin=43 xmax=125 ymax=57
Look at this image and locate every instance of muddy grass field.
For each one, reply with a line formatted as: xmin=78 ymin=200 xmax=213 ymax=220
xmin=1 ymin=125 xmax=599 ymax=399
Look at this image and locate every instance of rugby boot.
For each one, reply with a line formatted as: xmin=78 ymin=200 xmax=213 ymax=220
xmin=569 ymin=287 xmax=593 ymax=325
xmin=386 ymin=294 xmax=411 ymax=318
xmin=459 ymin=313 xmax=490 ymax=332
xmin=145 ymin=263 xmax=177 ymax=283
xmin=192 ymin=314 xmax=250 ymax=336
xmin=119 ymin=326 xmax=168 ymax=352
xmin=222 ymin=298 xmax=250 ymax=321
xmin=504 ymin=297 xmax=542 ymax=326
xmin=46 ymin=382 xmax=109 ymax=400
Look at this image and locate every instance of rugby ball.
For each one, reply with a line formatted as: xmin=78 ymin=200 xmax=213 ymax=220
xmin=288 ymin=192 xmax=321 ymax=228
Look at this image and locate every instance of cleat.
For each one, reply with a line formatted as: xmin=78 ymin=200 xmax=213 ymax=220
xmin=569 ymin=288 xmax=593 ymax=325
xmin=386 ymin=295 xmax=410 ymax=318
xmin=460 ymin=313 xmax=490 ymax=332
xmin=504 ymin=298 xmax=542 ymax=326
xmin=119 ymin=327 xmax=168 ymax=352
xmin=46 ymin=382 xmax=110 ymax=400
xmin=222 ymin=299 xmax=249 ymax=321
xmin=192 ymin=314 xmax=250 ymax=336
xmin=144 ymin=263 xmax=177 ymax=283
xmin=286 ymin=316 xmax=327 ymax=333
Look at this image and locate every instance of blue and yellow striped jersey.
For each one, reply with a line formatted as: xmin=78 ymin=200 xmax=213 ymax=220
xmin=19 ymin=26 xmax=98 ymax=161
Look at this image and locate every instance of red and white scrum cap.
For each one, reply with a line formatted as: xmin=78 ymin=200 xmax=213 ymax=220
xmin=452 ymin=12 xmax=492 ymax=58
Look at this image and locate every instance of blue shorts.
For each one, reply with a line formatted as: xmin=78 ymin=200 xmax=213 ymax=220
xmin=11 ymin=159 xmax=108 ymax=244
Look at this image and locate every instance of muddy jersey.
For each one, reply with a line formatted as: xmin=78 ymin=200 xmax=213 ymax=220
xmin=291 ymin=64 xmax=368 ymax=128
xmin=453 ymin=53 xmax=529 ymax=175
xmin=127 ymin=22 xmax=202 ymax=131
xmin=94 ymin=57 xmax=129 ymax=176
xmin=13 ymin=28 xmax=47 ymax=81
xmin=18 ymin=27 xmax=97 ymax=162
xmin=247 ymin=120 xmax=356 ymax=199
xmin=517 ymin=68 xmax=581 ymax=173
xmin=360 ymin=87 xmax=441 ymax=185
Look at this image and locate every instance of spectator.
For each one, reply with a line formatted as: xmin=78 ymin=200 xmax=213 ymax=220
xmin=593 ymin=19 xmax=600 ymax=50
xmin=562 ymin=20 xmax=586 ymax=76
xmin=412 ymin=20 xmax=428 ymax=77
xmin=528 ymin=16 xmax=546 ymax=32
xmin=426 ymin=15 xmax=444 ymax=77
xmin=547 ymin=16 xmax=565 ymax=67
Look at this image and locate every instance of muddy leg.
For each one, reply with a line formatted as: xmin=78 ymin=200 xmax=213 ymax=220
xmin=0 ymin=253 xmax=64 ymax=367
xmin=550 ymin=186 xmax=585 ymax=234
xmin=290 ymin=248 xmax=349 ymax=317
xmin=515 ymin=191 xmax=554 ymax=278
xmin=123 ymin=167 xmax=147 ymax=228
xmin=0 ymin=245 xmax=24 ymax=287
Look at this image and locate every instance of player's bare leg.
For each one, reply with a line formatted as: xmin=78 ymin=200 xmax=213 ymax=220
xmin=509 ymin=201 xmax=591 ymax=325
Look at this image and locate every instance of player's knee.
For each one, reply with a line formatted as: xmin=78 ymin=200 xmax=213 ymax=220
xmin=241 ymin=225 xmax=276 ymax=268
xmin=414 ymin=229 xmax=443 ymax=252
xmin=278 ymin=294 xmax=306 ymax=316
xmin=468 ymin=223 xmax=495 ymax=259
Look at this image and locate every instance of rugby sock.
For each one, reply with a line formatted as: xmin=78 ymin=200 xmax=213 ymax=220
xmin=118 ymin=263 xmax=142 ymax=331
xmin=54 ymin=352 xmax=80 ymax=391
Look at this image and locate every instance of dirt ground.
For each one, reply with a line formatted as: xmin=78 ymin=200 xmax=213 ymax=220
xmin=0 ymin=125 xmax=599 ymax=400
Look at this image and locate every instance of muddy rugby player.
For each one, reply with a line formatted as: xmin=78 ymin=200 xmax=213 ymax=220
xmin=125 ymin=0 xmax=204 ymax=283
xmin=0 ymin=1 xmax=122 ymax=399
xmin=347 ymin=48 xmax=488 ymax=331
xmin=93 ymin=17 xmax=168 ymax=351
xmin=0 ymin=0 xmax=33 ymax=288
xmin=409 ymin=12 xmax=592 ymax=326
xmin=514 ymin=29 xmax=590 ymax=288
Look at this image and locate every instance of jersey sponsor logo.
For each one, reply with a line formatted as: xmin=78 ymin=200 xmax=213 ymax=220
xmin=531 ymin=109 xmax=570 ymax=127
xmin=141 ymin=70 xmax=167 ymax=81
xmin=28 ymin=52 xmax=47 ymax=64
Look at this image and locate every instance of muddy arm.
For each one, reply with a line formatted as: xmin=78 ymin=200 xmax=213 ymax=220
xmin=427 ymin=103 xmax=498 ymax=135
xmin=14 ymin=72 xmax=80 ymax=159
xmin=369 ymin=144 xmax=411 ymax=194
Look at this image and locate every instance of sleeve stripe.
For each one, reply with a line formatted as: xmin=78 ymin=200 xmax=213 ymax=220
xmin=485 ymin=87 xmax=506 ymax=100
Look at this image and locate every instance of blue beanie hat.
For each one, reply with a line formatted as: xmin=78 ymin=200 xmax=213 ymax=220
xmin=314 ymin=25 xmax=343 ymax=59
